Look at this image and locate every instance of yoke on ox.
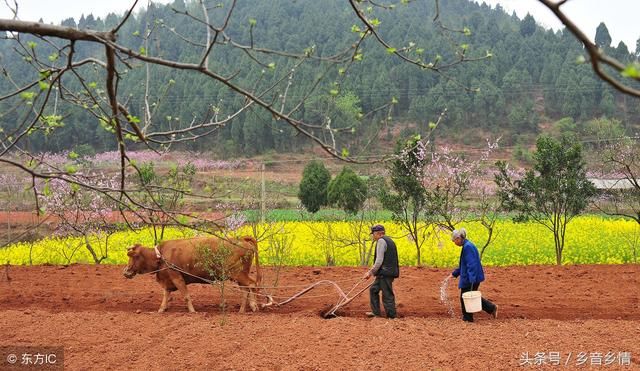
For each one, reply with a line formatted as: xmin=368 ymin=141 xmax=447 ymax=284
xmin=123 ymin=236 xmax=271 ymax=313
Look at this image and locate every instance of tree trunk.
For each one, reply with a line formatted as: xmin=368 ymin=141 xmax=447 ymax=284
xmin=554 ymin=232 xmax=563 ymax=266
xmin=84 ymin=234 xmax=101 ymax=264
xmin=3 ymin=262 xmax=10 ymax=282
xmin=29 ymin=243 xmax=34 ymax=266
xmin=4 ymin=186 xmax=10 ymax=244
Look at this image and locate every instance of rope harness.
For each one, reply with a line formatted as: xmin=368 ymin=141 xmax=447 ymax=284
xmin=149 ymin=245 xmax=221 ymax=285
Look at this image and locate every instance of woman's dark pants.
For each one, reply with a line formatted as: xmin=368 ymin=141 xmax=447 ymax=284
xmin=460 ymin=283 xmax=496 ymax=322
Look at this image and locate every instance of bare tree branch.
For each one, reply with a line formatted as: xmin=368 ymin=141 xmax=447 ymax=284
xmin=537 ymin=0 xmax=640 ymax=98
xmin=0 ymin=19 xmax=115 ymax=42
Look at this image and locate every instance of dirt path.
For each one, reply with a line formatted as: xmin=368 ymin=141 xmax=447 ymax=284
xmin=0 ymin=264 xmax=638 ymax=369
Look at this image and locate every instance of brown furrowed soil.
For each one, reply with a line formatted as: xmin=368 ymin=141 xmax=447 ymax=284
xmin=0 ymin=264 xmax=638 ymax=370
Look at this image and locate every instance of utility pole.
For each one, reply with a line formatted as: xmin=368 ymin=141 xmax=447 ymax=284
xmin=623 ymin=95 xmax=629 ymax=133
xmin=5 ymin=185 xmax=10 ymax=244
xmin=261 ymin=163 xmax=266 ymax=224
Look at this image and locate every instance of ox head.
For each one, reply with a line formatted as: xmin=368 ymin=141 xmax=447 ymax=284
xmin=123 ymin=244 xmax=145 ymax=279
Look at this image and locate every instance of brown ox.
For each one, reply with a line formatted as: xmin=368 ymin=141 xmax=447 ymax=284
xmin=123 ymin=236 xmax=267 ymax=313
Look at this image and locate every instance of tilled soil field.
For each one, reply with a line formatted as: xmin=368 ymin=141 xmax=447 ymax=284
xmin=0 ymin=264 xmax=638 ymax=370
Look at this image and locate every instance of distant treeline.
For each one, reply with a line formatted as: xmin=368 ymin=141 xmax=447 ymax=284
xmin=1 ymin=0 xmax=638 ymax=156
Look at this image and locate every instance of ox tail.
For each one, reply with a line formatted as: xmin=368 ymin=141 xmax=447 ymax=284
xmin=242 ymin=236 xmax=271 ymax=306
xmin=242 ymin=236 xmax=262 ymax=287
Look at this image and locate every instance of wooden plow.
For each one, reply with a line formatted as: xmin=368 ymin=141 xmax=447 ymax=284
xmin=262 ymin=278 xmax=373 ymax=318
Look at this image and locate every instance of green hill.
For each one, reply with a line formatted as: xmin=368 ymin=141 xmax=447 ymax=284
xmin=1 ymin=0 xmax=638 ymax=157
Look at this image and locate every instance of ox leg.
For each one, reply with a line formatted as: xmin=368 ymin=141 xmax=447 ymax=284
xmin=158 ymin=288 xmax=171 ymax=313
xmin=169 ymin=274 xmax=196 ymax=313
xmin=234 ymin=273 xmax=258 ymax=313
xmin=248 ymin=285 xmax=258 ymax=312
xmin=238 ymin=288 xmax=249 ymax=314
xmin=231 ymin=273 xmax=249 ymax=313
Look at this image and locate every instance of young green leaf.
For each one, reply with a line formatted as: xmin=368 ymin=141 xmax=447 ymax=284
xmin=621 ymin=63 xmax=640 ymax=78
xmin=20 ymin=92 xmax=35 ymax=101
xmin=127 ymin=115 xmax=141 ymax=124
xmin=124 ymin=133 xmax=140 ymax=142
xmin=65 ymin=165 xmax=77 ymax=174
xmin=43 ymin=181 xmax=51 ymax=197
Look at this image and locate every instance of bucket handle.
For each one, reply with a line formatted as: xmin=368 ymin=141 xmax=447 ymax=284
xmin=465 ymin=283 xmax=474 ymax=293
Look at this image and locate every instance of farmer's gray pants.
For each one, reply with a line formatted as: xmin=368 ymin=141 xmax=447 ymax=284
xmin=370 ymin=276 xmax=396 ymax=318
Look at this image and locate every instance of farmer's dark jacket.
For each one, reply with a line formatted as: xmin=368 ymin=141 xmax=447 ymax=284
xmin=451 ymin=239 xmax=485 ymax=289
xmin=373 ymin=236 xmax=399 ymax=278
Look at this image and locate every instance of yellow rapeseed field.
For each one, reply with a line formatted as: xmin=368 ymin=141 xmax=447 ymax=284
xmin=1 ymin=216 xmax=637 ymax=266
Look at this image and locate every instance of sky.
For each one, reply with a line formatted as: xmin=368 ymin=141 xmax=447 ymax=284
xmin=478 ymin=0 xmax=638 ymax=51
xmin=0 ymin=0 xmax=638 ymax=51
xmin=0 ymin=0 xmax=171 ymax=23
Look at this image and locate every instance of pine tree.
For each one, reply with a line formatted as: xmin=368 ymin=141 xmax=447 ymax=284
xmin=298 ymin=161 xmax=331 ymax=213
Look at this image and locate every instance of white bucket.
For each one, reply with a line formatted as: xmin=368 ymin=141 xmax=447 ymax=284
xmin=462 ymin=291 xmax=482 ymax=313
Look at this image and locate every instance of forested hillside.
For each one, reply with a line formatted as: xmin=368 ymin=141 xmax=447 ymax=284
xmin=1 ymin=0 xmax=638 ymax=157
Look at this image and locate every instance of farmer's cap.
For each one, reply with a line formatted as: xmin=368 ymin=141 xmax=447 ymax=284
xmin=370 ymin=224 xmax=385 ymax=233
